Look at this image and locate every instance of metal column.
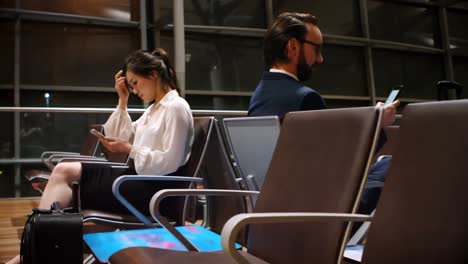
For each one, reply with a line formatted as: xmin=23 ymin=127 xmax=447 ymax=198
xmin=140 ymin=0 xmax=148 ymax=50
xmin=438 ymin=7 xmax=454 ymax=82
xmin=265 ymin=0 xmax=274 ymax=26
xmin=359 ymin=0 xmax=377 ymax=105
xmin=14 ymin=1 xmax=21 ymax=197
xmin=173 ymin=0 xmax=186 ymax=96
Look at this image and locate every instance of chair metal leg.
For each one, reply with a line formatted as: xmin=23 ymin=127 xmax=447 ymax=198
xmin=347 ymin=210 xmax=375 ymax=246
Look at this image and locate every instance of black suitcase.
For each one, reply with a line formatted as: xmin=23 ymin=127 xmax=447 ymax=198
xmin=21 ymin=183 xmax=83 ymax=264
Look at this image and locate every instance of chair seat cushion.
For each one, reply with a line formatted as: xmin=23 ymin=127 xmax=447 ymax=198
xmin=109 ymin=247 xmax=268 ymax=264
xmin=84 ymin=225 xmax=241 ymax=263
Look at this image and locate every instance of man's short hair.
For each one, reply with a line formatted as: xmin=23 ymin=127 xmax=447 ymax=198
xmin=264 ymin=12 xmax=318 ymax=68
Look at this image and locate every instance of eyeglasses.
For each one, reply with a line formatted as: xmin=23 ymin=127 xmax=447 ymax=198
xmin=299 ymin=39 xmax=322 ymax=54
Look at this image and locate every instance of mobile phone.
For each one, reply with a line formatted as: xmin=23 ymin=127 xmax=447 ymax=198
xmin=385 ymin=85 xmax=403 ymax=104
xmin=90 ymin=128 xmax=106 ymax=139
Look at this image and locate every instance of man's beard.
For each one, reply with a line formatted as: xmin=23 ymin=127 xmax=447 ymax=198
xmin=297 ymin=48 xmax=313 ymax=82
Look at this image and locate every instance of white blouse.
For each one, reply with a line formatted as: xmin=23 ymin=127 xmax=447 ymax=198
xmin=103 ymin=90 xmax=194 ymax=175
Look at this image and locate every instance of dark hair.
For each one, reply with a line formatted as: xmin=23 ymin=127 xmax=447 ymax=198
xmin=122 ymin=48 xmax=182 ymax=96
xmin=264 ymin=12 xmax=318 ymax=68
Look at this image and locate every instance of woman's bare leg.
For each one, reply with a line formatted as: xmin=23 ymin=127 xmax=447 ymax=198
xmin=5 ymin=255 xmax=20 ymax=264
xmin=39 ymin=162 xmax=82 ymax=209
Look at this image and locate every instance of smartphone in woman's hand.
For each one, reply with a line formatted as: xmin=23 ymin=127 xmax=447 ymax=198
xmin=90 ymin=129 xmax=106 ymax=140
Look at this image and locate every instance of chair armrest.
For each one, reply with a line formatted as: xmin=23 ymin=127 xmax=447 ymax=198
xmin=149 ymin=189 xmax=260 ymax=252
xmin=57 ymin=156 xmax=106 ymax=163
xmin=58 ymin=157 xmax=108 ymax=163
xmin=41 ymin=151 xmax=80 ymax=170
xmin=48 ymin=154 xmax=98 ymax=170
xmin=365 ymin=180 xmax=384 ymax=189
xmin=62 ymin=159 xmax=130 ymax=168
xmin=221 ymin=212 xmax=372 ymax=264
xmin=377 ymin=155 xmax=392 ymax=162
xmin=27 ymin=174 xmax=51 ymax=181
xmin=111 ymin=175 xmax=204 ymax=228
xmin=41 ymin=151 xmax=79 ymax=160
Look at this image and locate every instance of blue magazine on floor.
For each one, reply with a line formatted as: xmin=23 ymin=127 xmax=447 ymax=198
xmin=344 ymin=244 xmax=364 ymax=262
xmin=84 ymin=225 xmax=241 ymax=263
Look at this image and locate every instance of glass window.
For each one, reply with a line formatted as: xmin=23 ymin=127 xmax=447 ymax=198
xmin=368 ymin=1 xmax=438 ymax=47
xmin=20 ymin=90 xmax=143 ymax=108
xmin=20 ymin=165 xmax=44 ymax=197
xmin=159 ymin=0 xmax=266 ymax=28
xmin=0 ymin=91 xmax=13 ymax=160
xmin=186 ymin=94 xmax=250 ymax=110
xmin=160 ymin=32 xmax=264 ymax=93
xmin=20 ymin=21 xmax=140 ymax=87
xmin=448 ymin=10 xmax=468 ymax=54
xmin=450 ymin=2 xmax=468 ymax=9
xmin=453 ymin=56 xmax=468 ymax=99
xmin=0 ymin=90 xmax=13 ymax=106
xmin=386 ymin=0 xmax=437 ymax=4
xmin=20 ymin=0 xmax=139 ymax=21
xmin=373 ymin=49 xmax=444 ymax=100
xmin=305 ymin=45 xmax=368 ymax=97
xmin=19 ymin=112 xmax=97 ymax=157
xmin=0 ymin=20 xmax=14 ymax=84
xmin=0 ymin=0 xmax=14 ymax=8
xmin=18 ymin=111 xmax=141 ymax=158
xmin=273 ymin=0 xmax=362 ymax=36
xmin=0 ymin=112 xmax=13 ymax=158
xmin=0 ymin=165 xmax=14 ymax=198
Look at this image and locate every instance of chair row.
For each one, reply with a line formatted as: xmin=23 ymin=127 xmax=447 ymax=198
xmin=26 ymin=113 xmax=280 ymax=230
xmin=26 ymin=125 xmax=129 ymax=193
xmin=85 ymin=99 xmax=468 ymax=264
xmin=85 ymin=104 xmax=382 ymax=262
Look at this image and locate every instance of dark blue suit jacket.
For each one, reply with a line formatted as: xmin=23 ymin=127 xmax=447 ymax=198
xmin=248 ymin=71 xmax=387 ymax=149
xmin=248 ymin=72 xmax=326 ymax=120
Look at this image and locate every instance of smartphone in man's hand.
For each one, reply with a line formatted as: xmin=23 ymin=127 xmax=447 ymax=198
xmin=385 ymin=85 xmax=403 ymax=105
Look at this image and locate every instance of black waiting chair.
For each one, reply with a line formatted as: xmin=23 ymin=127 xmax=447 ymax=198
xmin=82 ymin=117 xmax=215 ymax=229
xmin=346 ymin=99 xmax=468 ymax=263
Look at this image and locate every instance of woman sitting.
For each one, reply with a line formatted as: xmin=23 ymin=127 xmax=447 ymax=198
xmin=7 ymin=48 xmax=194 ymax=264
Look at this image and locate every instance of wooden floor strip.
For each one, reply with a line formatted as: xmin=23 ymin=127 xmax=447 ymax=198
xmin=0 ymin=198 xmax=39 ymax=264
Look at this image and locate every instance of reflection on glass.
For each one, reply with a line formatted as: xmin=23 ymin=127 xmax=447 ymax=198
xmin=453 ymin=56 xmax=468 ymax=99
xmin=20 ymin=90 xmax=143 ymax=108
xmin=373 ymin=49 xmax=444 ymax=99
xmin=450 ymin=2 xmax=468 ymax=9
xmin=20 ymin=164 xmax=45 ymax=197
xmin=186 ymin=95 xmax=250 ymax=110
xmin=20 ymin=0 xmax=139 ymax=21
xmin=20 ymin=21 xmax=140 ymax=87
xmin=0 ymin=165 xmax=15 ymax=198
xmin=273 ymin=0 xmax=362 ymax=36
xmin=305 ymin=45 xmax=368 ymax=97
xmin=368 ymin=1 xmax=438 ymax=47
xmin=161 ymin=33 xmax=263 ymax=93
xmin=0 ymin=91 xmax=14 ymax=106
xmin=0 ymin=113 xmax=13 ymax=159
xmin=159 ymin=0 xmax=266 ymax=28
xmin=0 ymin=20 xmax=14 ymax=84
xmin=19 ymin=112 xmax=144 ymax=158
xmin=448 ymin=10 xmax=468 ymax=54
